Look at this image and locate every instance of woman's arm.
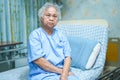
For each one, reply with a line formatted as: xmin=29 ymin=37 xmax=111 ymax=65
xmin=34 ymin=57 xmax=62 ymax=74
xmin=60 ymin=56 xmax=72 ymax=80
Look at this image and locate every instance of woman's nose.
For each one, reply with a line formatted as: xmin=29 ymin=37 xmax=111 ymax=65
xmin=49 ymin=16 xmax=54 ymax=20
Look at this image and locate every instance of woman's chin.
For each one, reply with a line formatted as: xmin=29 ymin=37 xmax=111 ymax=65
xmin=48 ymin=25 xmax=55 ymax=28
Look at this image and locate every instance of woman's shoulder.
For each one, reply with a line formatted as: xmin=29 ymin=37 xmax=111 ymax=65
xmin=31 ymin=27 xmax=42 ymax=34
xmin=29 ymin=27 xmax=42 ymax=38
xmin=54 ymin=28 xmax=67 ymax=39
xmin=54 ymin=28 xmax=63 ymax=34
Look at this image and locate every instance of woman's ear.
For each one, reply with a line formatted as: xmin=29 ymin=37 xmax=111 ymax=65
xmin=40 ymin=17 xmax=42 ymax=21
xmin=40 ymin=17 xmax=43 ymax=22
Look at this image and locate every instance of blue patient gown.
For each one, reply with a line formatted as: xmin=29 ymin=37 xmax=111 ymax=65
xmin=28 ymin=27 xmax=79 ymax=80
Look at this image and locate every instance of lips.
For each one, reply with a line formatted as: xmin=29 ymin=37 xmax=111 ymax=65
xmin=48 ymin=22 xmax=54 ymax=25
xmin=47 ymin=23 xmax=55 ymax=27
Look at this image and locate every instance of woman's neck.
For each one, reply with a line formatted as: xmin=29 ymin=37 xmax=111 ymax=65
xmin=42 ymin=27 xmax=53 ymax=35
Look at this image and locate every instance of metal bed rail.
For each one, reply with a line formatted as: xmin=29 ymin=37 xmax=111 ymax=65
xmin=98 ymin=67 xmax=120 ymax=80
xmin=0 ymin=46 xmax=27 ymax=71
xmin=0 ymin=46 xmax=27 ymax=54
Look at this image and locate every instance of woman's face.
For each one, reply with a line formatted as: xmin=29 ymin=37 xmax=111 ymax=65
xmin=41 ymin=7 xmax=58 ymax=29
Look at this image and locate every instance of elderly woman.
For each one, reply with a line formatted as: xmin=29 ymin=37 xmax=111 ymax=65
xmin=28 ymin=3 xmax=79 ymax=80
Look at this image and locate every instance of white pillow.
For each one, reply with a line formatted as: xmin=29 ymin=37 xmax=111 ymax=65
xmin=67 ymin=36 xmax=101 ymax=70
xmin=86 ymin=43 xmax=101 ymax=69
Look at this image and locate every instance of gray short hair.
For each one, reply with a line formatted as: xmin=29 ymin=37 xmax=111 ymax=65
xmin=38 ymin=3 xmax=61 ymax=20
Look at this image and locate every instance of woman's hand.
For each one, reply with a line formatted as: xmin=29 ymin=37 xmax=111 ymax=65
xmin=60 ymin=74 xmax=68 ymax=80
xmin=60 ymin=71 xmax=74 ymax=80
xmin=68 ymin=71 xmax=74 ymax=76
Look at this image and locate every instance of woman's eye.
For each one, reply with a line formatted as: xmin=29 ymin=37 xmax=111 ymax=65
xmin=44 ymin=14 xmax=58 ymax=19
xmin=53 ymin=15 xmax=57 ymax=18
xmin=46 ymin=15 xmax=50 ymax=17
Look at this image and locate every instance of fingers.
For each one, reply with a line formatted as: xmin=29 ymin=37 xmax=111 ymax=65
xmin=68 ymin=72 xmax=74 ymax=76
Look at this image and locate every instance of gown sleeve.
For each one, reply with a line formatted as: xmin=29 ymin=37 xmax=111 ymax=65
xmin=28 ymin=31 xmax=46 ymax=63
xmin=61 ymin=33 xmax=72 ymax=58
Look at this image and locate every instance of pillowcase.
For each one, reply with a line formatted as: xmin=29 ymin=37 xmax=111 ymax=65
xmin=86 ymin=43 xmax=101 ymax=69
xmin=67 ymin=36 xmax=101 ymax=70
